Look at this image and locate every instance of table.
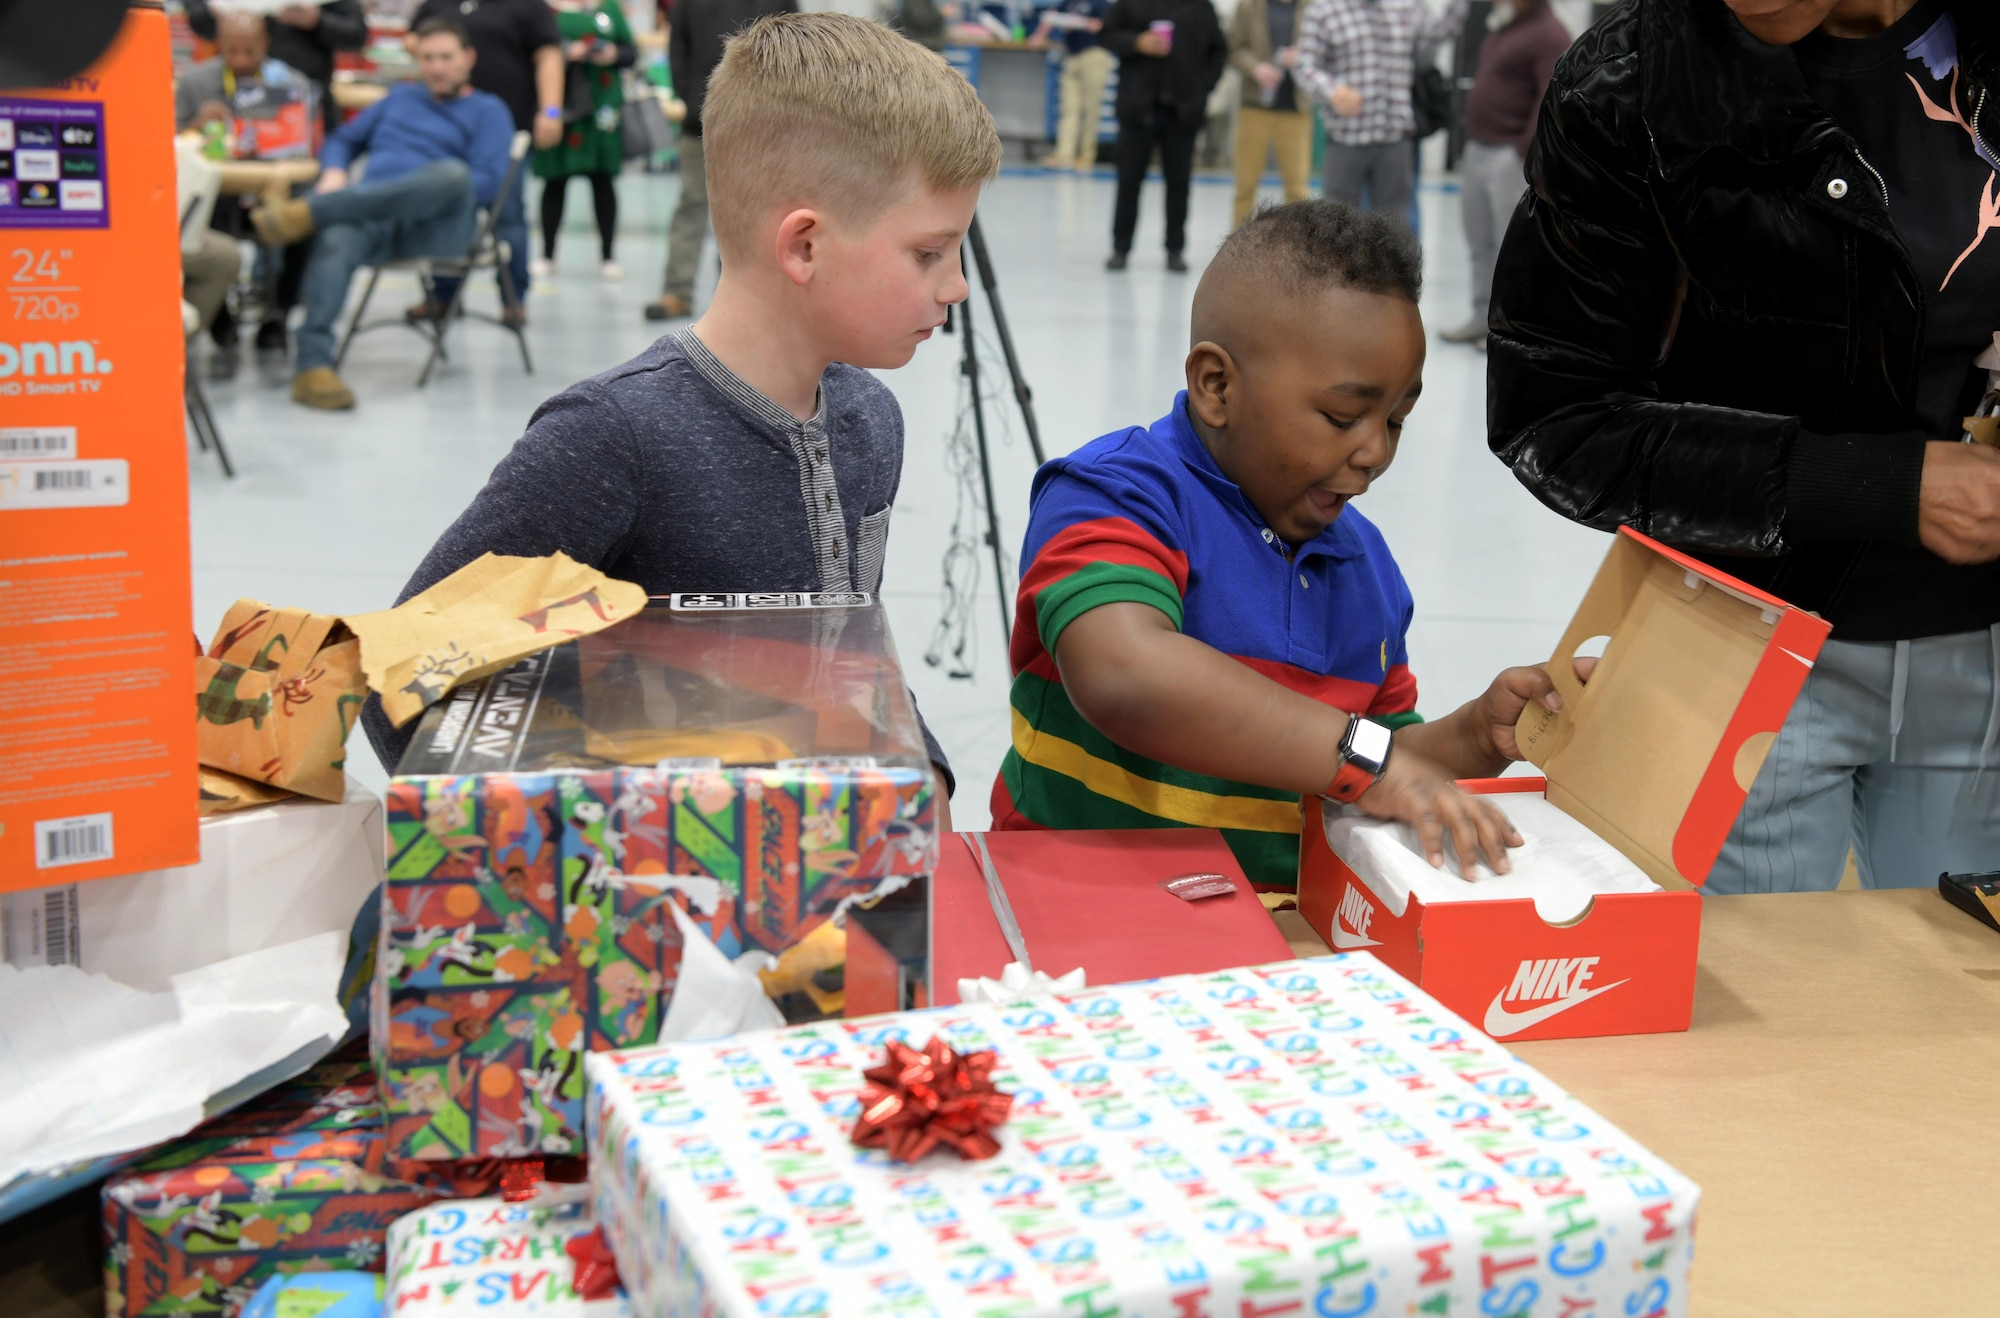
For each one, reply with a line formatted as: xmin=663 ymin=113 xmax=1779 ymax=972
xmin=330 ymin=77 xmax=389 ymax=112
xmin=208 ymin=156 xmax=319 ymax=197
xmin=945 ymin=40 xmax=1055 ymax=141
xmin=1278 ymin=889 xmax=2000 ymax=1317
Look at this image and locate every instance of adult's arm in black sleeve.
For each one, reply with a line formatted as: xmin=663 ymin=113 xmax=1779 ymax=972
xmin=1199 ymin=2 xmax=1228 ymax=96
xmin=1486 ymin=44 xmax=1925 ymax=554
xmin=360 ymin=386 xmax=644 ymax=772
xmin=1100 ymin=0 xmax=1144 ymax=60
xmin=667 ymin=3 xmax=691 ymax=108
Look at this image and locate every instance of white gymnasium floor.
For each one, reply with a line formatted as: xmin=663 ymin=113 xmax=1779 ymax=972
xmin=187 ymin=160 xmax=1610 ymax=827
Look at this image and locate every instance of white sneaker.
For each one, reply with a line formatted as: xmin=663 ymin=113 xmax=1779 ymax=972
xmin=600 ymin=260 xmax=624 ymax=282
xmin=529 ymin=256 xmax=554 ymax=279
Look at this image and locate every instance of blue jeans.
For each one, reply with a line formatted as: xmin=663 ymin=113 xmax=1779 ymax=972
xmin=428 ymin=161 xmax=528 ymax=312
xmin=296 ymin=159 xmax=477 ymax=370
xmin=1708 ymin=627 xmax=2000 ymax=892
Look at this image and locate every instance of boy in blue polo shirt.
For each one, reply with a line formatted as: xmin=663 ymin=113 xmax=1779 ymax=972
xmin=994 ymin=199 xmax=1566 ymax=888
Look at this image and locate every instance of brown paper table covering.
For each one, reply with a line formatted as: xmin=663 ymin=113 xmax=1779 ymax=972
xmin=1277 ymin=889 xmax=2000 ymax=1317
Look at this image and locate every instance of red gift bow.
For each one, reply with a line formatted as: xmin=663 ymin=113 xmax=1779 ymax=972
xmin=566 ymin=1227 xmax=623 ymax=1301
xmin=849 ymin=1036 xmax=1013 ymax=1163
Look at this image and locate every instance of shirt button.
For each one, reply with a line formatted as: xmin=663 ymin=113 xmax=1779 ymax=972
xmin=1299 ymin=574 xmax=1310 ymax=588
xmin=1260 ymin=529 xmax=1275 ymax=544
xmin=833 ymin=540 xmax=844 ymax=558
xmin=1826 ymin=177 xmax=1848 ymax=200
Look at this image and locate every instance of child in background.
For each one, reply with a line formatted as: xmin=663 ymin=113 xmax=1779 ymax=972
xmin=362 ymin=13 xmax=1004 ymax=822
xmin=994 ymin=200 xmax=1568 ymax=887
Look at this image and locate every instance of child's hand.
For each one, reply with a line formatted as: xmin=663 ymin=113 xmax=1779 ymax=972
xmin=1474 ymin=659 xmax=1597 ymax=761
xmin=1359 ymin=746 xmax=1523 ymax=876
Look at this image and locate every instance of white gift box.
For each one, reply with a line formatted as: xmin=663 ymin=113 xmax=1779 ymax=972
xmin=587 ymin=956 xmax=1699 ymax=1318
xmin=2 ymin=791 xmax=382 ymax=990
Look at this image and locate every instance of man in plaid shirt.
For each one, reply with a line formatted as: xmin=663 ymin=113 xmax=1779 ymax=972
xmin=1294 ymin=0 xmax=1466 ymax=217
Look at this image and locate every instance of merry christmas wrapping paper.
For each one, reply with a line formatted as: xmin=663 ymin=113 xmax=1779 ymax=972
xmin=385 ymin=1193 xmax=628 ymax=1316
xmin=586 ymin=956 xmax=1698 ymax=1318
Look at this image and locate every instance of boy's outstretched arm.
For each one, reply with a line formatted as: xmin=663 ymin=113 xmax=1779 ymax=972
xmin=1055 ymin=602 xmax=1537 ymax=874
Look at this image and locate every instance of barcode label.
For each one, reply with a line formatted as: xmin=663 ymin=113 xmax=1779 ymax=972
xmin=0 ymin=459 xmax=128 ymax=509
xmin=0 ymin=426 xmax=77 ymax=459
xmin=33 ymin=812 xmax=114 ymax=869
xmin=0 ymin=885 xmax=81 ymax=969
xmin=41 ymin=886 xmax=78 ymax=964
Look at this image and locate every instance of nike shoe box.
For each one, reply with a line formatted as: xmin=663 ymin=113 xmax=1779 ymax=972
xmin=1299 ymin=527 xmax=1832 ymax=1041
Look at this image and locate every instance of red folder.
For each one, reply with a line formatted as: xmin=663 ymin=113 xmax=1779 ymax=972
xmin=931 ymin=829 xmax=1294 ymax=1005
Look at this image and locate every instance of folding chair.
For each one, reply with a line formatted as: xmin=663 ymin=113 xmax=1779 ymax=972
xmin=176 ymin=143 xmax=235 ymax=477
xmin=334 ymin=130 xmax=535 ymax=387
xmin=183 ymin=300 xmax=236 ymax=477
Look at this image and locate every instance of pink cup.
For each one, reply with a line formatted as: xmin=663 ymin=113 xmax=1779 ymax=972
xmin=1149 ymin=18 xmax=1174 ymax=51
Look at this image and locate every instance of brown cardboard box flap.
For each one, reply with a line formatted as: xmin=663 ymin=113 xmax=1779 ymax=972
xmin=1513 ymin=529 xmax=1831 ymax=886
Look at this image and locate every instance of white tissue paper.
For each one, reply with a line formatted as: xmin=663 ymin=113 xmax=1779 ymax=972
xmin=0 ymin=929 xmax=351 ymax=1187
xmin=654 ymin=901 xmax=786 ymax=1042
xmin=956 ymin=961 xmax=1087 ymax=1006
xmin=1322 ymin=794 xmax=1660 ymax=925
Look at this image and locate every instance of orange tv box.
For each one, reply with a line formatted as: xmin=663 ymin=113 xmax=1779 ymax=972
xmin=1299 ymin=527 xmax=1832 ymax=1042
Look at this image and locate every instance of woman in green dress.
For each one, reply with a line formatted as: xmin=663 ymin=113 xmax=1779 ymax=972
xmin=534 ymin=0 xmax=638 ymax=280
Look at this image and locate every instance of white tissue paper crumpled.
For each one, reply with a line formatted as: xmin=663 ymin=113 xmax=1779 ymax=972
xmin=1322 ymin=794 xmax=1660 ymax=926
xmin=655 ymin=902 xmax=786 ymax=1042
xmin=956 ymin=961 xmax=1087 ymax=1006
xmin=0 ymin=929 xmax=352 ymax=1188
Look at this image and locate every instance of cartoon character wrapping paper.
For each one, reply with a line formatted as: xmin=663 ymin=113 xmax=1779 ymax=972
xmin=375 ymin=764 xmax=934 ymax=1163
xmin=102 ymin=1051 xmax=453 ymax=1318
xmin=586 ymin=957 xmax=1700 ymax=1318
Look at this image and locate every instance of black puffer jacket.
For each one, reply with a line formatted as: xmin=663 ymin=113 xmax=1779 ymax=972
xmin=1488 ymin=0 xmax=2000 ymax=637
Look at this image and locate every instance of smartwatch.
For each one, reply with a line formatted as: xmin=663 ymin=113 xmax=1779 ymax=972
xmin=1324 ymin=716 xmax=1393 ymax=804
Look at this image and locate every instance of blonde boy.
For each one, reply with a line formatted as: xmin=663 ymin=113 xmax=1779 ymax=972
xmin=363 ymin=14 xmax=1001 ymax=812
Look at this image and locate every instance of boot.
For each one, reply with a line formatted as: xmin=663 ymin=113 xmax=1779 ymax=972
xmin=291 ymin=366 xmax=355 ymax=410
xmin=251 ymin=194 xmax=316 ymax=248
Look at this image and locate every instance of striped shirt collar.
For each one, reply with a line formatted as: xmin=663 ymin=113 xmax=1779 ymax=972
xmin=676 ymin=328 xmax=829 ymax=433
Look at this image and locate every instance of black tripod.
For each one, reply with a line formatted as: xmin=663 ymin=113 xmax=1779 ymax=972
xmin=945 ymin=215 xmax=1045 ymax=638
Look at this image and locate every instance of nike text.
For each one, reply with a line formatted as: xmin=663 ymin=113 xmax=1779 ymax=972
xmin=1506 ymin=956 xmax=1599 ymax=1003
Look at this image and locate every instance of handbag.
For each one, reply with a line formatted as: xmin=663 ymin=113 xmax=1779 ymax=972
xmin=563 ymin=60 xmax=597 ymax=124
xmin=621 ymin=81 xmax=673 ymax=161
xmin=1412 ymin=58 xmax=1452 ymax=139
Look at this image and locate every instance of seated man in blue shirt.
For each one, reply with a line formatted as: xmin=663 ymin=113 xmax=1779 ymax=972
xmin=255 ymin=16 xmax=513 ymax=410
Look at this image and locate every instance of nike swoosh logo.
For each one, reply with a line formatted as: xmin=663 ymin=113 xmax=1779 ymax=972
xmin=1482 ymin=980 xmax=1629 ymax=1037
xmin=1328 ymin=924 xmax=1381 ymax=950
xmin=1780 ymin=647 xmax=1816 ymax=670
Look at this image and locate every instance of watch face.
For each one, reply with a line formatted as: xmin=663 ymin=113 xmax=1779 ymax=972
xmin=1347 ymin=717 xmax=1393 ymax=773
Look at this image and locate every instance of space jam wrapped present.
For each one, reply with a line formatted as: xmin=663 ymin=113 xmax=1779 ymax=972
xmin=102 ymin=1048 xmax=452 ymax=1318
xmin=586 ymin=957 xmax=1700 ymax=1318
xmin=375 ymin=594 xmax=938 ymax=1163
